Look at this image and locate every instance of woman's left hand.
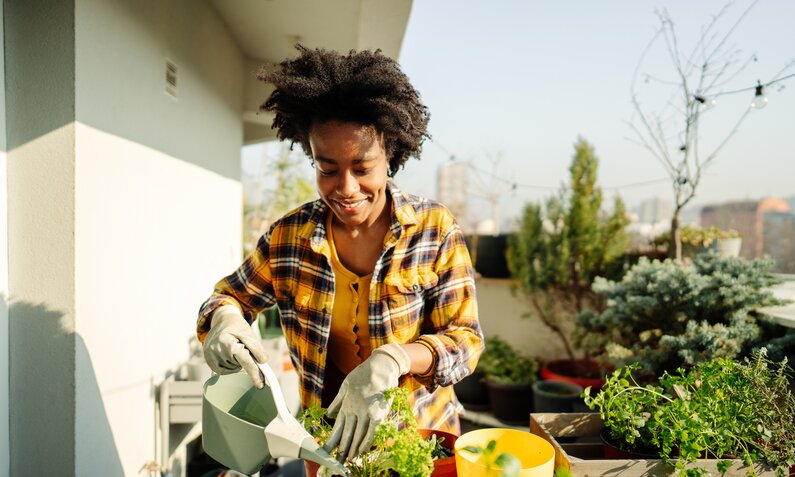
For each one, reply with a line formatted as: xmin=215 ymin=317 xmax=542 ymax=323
xmin=322 ymin=343 xmax=411 ymax=461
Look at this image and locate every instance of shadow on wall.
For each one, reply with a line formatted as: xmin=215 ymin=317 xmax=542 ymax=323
xmin=8 ymin=298 xmax=124 ymax=475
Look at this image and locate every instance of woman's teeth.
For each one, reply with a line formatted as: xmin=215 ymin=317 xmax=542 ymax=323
xmin=337 ymin=199 xmax=365 ymax=209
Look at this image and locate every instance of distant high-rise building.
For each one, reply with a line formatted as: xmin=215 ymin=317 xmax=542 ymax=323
xmin=437 ymin=162 xmax=469 ymax=227
xmin=635 ymin=197 xmax=673 ymax=224
xmin=763 ymin=212 xmax=795 ymax=273
xmin=701 ymin=198 xmax=789 ymax=260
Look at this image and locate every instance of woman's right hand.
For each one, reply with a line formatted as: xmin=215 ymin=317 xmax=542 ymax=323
xmin=203 ymin=305 xmax=268 ymax=388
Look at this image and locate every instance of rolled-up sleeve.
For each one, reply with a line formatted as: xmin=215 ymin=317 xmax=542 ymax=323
xmin=415 ymin=224 xmax=483 ymax=390
xmin=196 ymin=230 xmax=277 ymax=342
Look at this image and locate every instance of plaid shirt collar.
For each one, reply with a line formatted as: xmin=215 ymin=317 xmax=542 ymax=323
xmin=298 ymin=181 xmax=419 ymax=254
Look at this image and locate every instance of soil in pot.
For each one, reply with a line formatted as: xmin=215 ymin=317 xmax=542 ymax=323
xmin=601 ymin=429 xmax=660 ymax=460
xmin=485 ymin=378 xmax=534 ymax=424
xmin=541 ymin=359 xmax=609 ymax=391
xmin=532 ymin=380 xmax=584 ymax=413
xmin=453 ymin=369 xmax=490 ymax=411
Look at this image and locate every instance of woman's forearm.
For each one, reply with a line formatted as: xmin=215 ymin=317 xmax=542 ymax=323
xmin=399 ymin=342 xmax=435 ymax=376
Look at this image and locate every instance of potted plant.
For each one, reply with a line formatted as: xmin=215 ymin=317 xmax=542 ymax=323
xmin=655 ymin=225 xmax=742 ymax=259
xmin=478 ymin=336 xmax=539 ymax=423
xmin=417 ymin=429 xmax=458 ymax=477
xmin=507 ymin=138 xmax=629 ymax=389
xmin=300 ymin=387 xmax=441 ymax=477
xmin=583 ymin=350 xmax=795 ymax=476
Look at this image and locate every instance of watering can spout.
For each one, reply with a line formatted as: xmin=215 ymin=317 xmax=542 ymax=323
xmin=261 ymin=408 xmax=350 ymax=476
xmin=298 ymin=443 xmax=351 ymax=477
xmin=202 ymin=362 xmax=350 ymax=476
xmin=257 ymin=363 xmax=350 ymax=475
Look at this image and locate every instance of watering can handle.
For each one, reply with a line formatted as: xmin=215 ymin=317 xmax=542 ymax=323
xmin=257 ymin=362 xmax=292 ymax=417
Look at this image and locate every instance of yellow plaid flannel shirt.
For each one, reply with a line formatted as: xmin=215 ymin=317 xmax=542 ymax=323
xmin=197 ymin=181 xmax=483 ymax=432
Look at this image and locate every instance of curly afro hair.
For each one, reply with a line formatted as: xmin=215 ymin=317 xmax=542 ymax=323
xmin=257 ymin=45 xmax=430 ymax=177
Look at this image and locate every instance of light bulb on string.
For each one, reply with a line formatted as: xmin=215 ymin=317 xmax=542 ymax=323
xmin=694 ymin=95 xmax=716 ymax=110
xmin=751 ymin=81 xmax=768 ymax=109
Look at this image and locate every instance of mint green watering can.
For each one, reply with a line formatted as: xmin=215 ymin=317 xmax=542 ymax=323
xmin=202 ymin=362 xmax=349 ymax=476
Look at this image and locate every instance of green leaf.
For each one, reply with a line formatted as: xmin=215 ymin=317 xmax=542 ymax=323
xmin=462 ymin=446 xmax=484 ymax=455
xmin=486 ymin=439 xmax=498 ymax=455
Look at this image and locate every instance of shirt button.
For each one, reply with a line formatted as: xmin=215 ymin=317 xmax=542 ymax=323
xmin=318 ymin=347 xmax=323 ymax=354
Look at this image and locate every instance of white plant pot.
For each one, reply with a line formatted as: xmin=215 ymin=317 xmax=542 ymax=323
xmin=716 ymin=237 xmax=742 ymax=258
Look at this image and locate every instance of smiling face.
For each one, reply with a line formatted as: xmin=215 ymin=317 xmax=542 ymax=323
xmin=309 ymin=120 xmax=390 ymax=231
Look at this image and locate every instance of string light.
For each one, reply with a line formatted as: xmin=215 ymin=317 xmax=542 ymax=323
xmin=694 ymin=71 xmax=795 ymax=108
xmin=751 ymin=81 xmax=768 ymax=109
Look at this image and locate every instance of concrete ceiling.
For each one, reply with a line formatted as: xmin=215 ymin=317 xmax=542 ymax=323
xmin=209 ymin=0 xmax=414 ymax=144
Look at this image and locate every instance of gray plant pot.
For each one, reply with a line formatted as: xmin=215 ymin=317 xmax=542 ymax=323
xmin=532 ymin=380 xmax=584 ymax=413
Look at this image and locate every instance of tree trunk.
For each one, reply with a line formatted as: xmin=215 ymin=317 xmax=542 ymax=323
xmin=530 ymin=293 xmax=576 ymax=361
xmin=670 ymin=212 xmax=682 ymax=260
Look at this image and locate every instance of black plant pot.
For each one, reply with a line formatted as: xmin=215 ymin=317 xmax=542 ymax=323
xmin=532 ymin=380 xmax=584 ymax=413
xmin=454 ymin=370 xmax=490 ymax=410
xmin=485 ymin=378 xmax=533 ymax=424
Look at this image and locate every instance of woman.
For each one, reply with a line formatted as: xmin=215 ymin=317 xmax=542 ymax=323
xmin=197 ymin=46 xmax=483 ymax=463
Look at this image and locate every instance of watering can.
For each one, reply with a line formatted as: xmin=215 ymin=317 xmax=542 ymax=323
xmin=202 ymin=362 xmax=349 ymax=476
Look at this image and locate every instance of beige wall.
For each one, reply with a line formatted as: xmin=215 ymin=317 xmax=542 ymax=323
xmin=0 ymin=0 xmax=8 ymax=473
xmin=5 ymin=0 xmax=78 ymax=474
xmin=6 ymin=0 xmax=245 ymax=474
xmin=475 ymin=278 xmax=570 ymax=361
xmin=73 ymin=0 xmax=245 ymax=474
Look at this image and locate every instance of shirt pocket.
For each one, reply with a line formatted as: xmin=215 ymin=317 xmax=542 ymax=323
xmin=292 ymin=283 xmax=322 ymax=330
xmin=382 ymin=270 xmax=439 ymax=342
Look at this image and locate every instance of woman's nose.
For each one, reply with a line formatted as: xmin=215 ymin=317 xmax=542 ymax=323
xmin=337 ymin=170 xmax=359 ymax=195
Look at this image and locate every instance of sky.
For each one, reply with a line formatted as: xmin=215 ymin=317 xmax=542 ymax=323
xmin=244 ymin=0 xmax=795 ymax=229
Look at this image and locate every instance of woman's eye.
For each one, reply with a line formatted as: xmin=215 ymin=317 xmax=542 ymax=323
xmin=319 ymin=170 xmax=337 ymax=177
xmin=356 ymin=169 xmax=371 ymax=176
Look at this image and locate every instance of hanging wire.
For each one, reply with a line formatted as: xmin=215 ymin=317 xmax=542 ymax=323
xmin=428 ymin=138 xmax=671 ymax=192
xmin=711 ymin=71 xmax=795 ymax=98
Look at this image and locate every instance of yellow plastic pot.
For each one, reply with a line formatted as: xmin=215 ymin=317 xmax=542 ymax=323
xmin=454 ymin=428 xmax=554 ymax=477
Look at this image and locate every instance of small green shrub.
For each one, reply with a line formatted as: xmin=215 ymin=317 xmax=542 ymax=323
xmin=478 ymin=336 xmax=539 ymax=385
xmin=573 ymin=251 xmax=788 ymax=377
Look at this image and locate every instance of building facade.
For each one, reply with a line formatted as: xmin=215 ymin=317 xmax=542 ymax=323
xmin=0 ymin=1 xmax=412 ymax=475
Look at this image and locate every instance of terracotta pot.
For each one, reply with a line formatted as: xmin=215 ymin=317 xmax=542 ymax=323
xmin=541 ymin=359 xmax=609 ymax=391
xmin=485 ymin=378 xmax=534 ymax=423
xmin=305 ymin=461 xmax=320 ymax=477
xmin=418 ymin=428 xmax=458 ymax=476
xmin=601 ymin=430 xmax=659 ymax=460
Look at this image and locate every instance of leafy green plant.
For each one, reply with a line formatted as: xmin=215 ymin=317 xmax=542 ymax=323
xmin=428 ymin=435 xmax=453 ymax=460
xmin=460 ymin=439 xmax=521 ymax=477
xmin=299 ymin=387 xmax=435 ymax=477
xmin=584 ymin=350 xmax=795 ymax=476
xmin=478 ymin=336 xmax=539 ymax=384
xmin=573 ymin=251 xmax=788 ymax=378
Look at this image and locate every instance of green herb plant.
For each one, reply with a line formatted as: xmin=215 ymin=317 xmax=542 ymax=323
xmin=299 ymin=387 xmax=436 ymax=477
xmin=479 ymin=336 xmax=539 ymax=385
xmin=460 ymin=439 xmax=521 ymax=477
xmin=584 ymin=350 xmax=795 ymax=477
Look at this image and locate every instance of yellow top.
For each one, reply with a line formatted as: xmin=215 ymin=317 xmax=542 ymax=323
xmin=326 ymin=213 xmax=373 ymax=375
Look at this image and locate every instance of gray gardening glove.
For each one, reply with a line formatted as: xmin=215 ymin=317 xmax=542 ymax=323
xmin=323 ymin=343 xmax=411 ymax=462
xmin=203 ymin=305 xmax=268 ymax=388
